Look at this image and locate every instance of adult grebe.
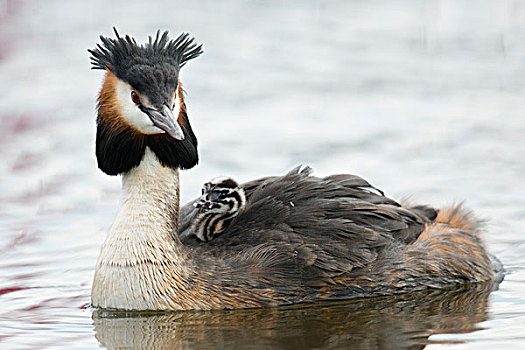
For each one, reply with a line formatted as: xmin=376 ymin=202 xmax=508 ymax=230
xmin=89 ymin=29 xmax=497 ymax=310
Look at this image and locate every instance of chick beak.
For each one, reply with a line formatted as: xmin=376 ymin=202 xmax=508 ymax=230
xmin=194 ymin=198 xmax=212 ymax=209
xmin=143 ymin=105 xmax=185 ymax=140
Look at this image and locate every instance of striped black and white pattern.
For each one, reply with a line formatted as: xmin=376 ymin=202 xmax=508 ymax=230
xmin=191 ymin=177 xmax=246 ymax=242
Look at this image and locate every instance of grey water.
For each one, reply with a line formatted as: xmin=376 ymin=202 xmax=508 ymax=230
xmin=1 ymin=0 xmax=524 ymax=349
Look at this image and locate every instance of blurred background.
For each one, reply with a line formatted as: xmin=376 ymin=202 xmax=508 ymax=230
xmin=0 ymin=0 xmax=524 ymax=348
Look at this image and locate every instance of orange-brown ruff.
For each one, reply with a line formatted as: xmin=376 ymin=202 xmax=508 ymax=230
xmin=90 ymin=30 xmax=498 ymax=311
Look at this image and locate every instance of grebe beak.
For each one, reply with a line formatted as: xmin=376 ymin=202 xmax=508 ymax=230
xmin=141 ymin=105 xmax=185 ymax=140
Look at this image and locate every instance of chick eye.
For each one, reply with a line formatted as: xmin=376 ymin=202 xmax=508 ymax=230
xmin=210 ymin=191 xmax=222 ymax=201
xmin=131 ymin=91 xmax=140 ymax=104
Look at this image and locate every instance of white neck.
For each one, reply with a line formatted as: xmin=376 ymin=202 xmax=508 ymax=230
xmin=115 ymin=147 xmax=180 ymax=245
xmin=92 ymin=147 xmax=191 ymax=310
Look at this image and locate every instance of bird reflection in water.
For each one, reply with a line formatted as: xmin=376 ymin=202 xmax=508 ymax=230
xmin=92 ymin=281 xmax=495 ymax=349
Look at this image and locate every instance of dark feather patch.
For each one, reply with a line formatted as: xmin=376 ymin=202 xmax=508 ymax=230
xmin=147 ymin=111 xmax=198 ymax=170
xmin=181 ymin=167 xmax=432 ymax=285
xmin=214 ymin=178 xmax=239 ymax=189
xmin=89 ymin=29 xmax=203 ymax=109
xmin=95 ymin=112 xmax=198 ymax=175
xmin=95 ymin=116 xmax=146 ymax=176
xmin=177 ymin=166 xmax=494 ymax=305
xmin=89 ymin=28 xmax=202 ymax=76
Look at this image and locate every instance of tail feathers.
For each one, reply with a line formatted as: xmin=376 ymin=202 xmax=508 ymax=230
xmin=435 ymin=203 xmax=484 ymax=233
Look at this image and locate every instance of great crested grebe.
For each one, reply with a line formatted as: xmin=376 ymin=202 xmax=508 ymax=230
xmin=89 ymin=29 xmax=498 ymax=311
xmin=190 ymin=177 xmax=246 ymax=242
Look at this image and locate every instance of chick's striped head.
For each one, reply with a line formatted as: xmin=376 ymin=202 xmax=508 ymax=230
xmin=192 ymin=177 xmax=246 ymax=242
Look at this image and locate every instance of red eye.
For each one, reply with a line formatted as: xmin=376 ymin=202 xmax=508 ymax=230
xmin=131 ymin=91 xmax=140 ymax=104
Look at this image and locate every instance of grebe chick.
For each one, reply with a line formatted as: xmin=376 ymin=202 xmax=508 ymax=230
xmin=89 ymin=29 xmax=500 ymax=311
xmin=191 ymin=177 xmax=246 ymax=242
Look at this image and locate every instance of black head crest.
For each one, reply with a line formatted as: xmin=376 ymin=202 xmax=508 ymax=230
xmin=88 ymin=28 xmax=203 ymax=78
